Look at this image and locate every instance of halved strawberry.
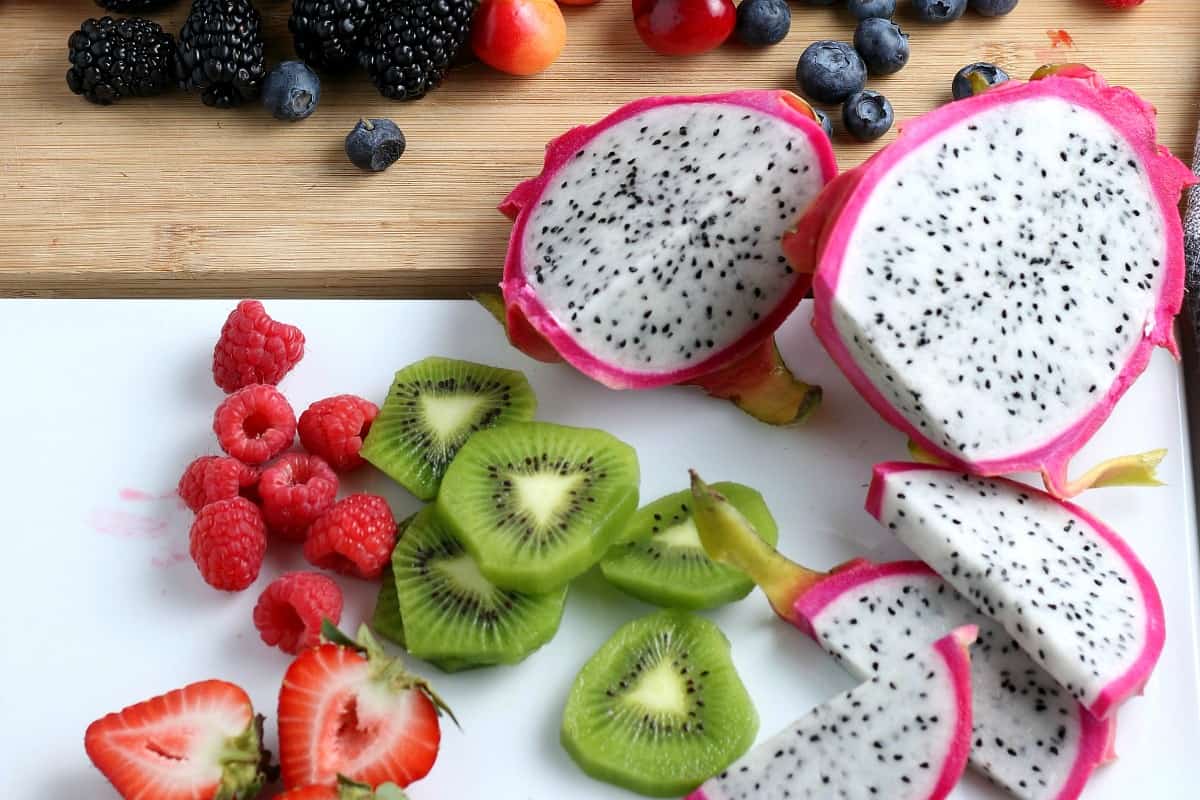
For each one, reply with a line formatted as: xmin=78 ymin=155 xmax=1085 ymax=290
xmin=279 ymin=776 xmax=410 ymax=799
xmin=84 ymin=679 xmax=273 ymax=800
xmin=278 ymin=625 xmax=453 ymax=789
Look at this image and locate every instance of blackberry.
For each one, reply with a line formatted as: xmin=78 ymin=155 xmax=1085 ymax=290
xmin=359 ymin=0 xmax=475 ymax=101
xmin=66 ymin=16 xmax=176 ymax=105
xmin=176 ymin=0 xmax=266 ymax=108
xmin=93 ymin=0 xmax=180 ymax=11
xmin=289 ymin=0 xmax=382 ymax=72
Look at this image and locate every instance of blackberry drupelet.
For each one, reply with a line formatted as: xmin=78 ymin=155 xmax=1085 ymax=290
xmin=93 ymin=0 xmax=181 ymax=11
xmin=176 ymin=0 xmax=266 ymax=108
xmin=67 ymin=16 xmax=176 ymax=105
xmin=289 ymin=0 xmax=382 ymax=72
xmin=359 ymin=0 xmax=475 ymax=101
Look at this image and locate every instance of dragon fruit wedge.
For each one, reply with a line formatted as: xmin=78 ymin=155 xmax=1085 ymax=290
xmin=868 ymin=462 xmax=1165 ymax=720
xmin=487 ymin=90 xmax=839 ymax=425
xmin=784 ymin=65 xmax=1196 ymax=495
xmin=688 ymin=625 xmax=977 ymax=800
xmin=689 ymin=473 xmax=1116 ymax=800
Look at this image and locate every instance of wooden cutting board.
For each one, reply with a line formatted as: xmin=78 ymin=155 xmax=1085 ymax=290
xmin=1 ymin=1 xmax=1197 ymax=297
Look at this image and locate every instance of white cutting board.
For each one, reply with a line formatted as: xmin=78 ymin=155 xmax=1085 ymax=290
xmin=0 ymin=299 xmax=1197 ymax=799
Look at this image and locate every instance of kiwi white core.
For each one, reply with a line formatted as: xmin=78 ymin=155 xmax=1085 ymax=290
xmin=656 ymin=519 xmax=703 ymax=550
xmin=436 ymin=555 xmax=495 ymax=599
xmin=421 ymin=394 xmax=488 ymax=441
xmin=513 ymin=472 xmax=585 ymax=527
xmin=625 ymin=661 xmax=688 ymax=717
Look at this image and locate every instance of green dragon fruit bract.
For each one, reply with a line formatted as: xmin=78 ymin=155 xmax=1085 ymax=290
xmin=784 ymin=65 xmax=1195 ymax=496
xmin=689 ymin=473 xmax=1117 ymax=800
xmin=868 ymin=463 xmax=1165 ymax=721
xmin=488 ymin=90 xmax=839 ymax=425
xmin=689 ymin=626 xmax=977 ymax=800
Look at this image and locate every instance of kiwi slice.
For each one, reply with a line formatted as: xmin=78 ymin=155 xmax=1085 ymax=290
xmin=561 ymin=610 xmax=758 ymax=797
xmin=600 ymin=483 xmax=778 ymax=610
xmin=361 ymin=357 xmax=537 ymax=501
xmin=391 ymin=506 xmax=568 ymax=668
xmin=436 ymin=421 xmax=639 ymax=593
xmin=372 ymin=563 xmax=409 ymax=647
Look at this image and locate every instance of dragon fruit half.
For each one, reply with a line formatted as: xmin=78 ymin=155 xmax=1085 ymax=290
xmin=488 ymin=90 xmax=839 ymax=425
xmin=784 ymin=65 xmax=1195 ymax=495
xmin=689 ymin=473 xmax=1115 ymax=800
xmin=689 ymin=625 xmax=977 ymax=800
xmin=868 ymin=462 xmax=1165 ymax=720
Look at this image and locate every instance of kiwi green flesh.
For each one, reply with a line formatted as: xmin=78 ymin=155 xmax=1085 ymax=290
xmin=373 ymin=564 xmax=496 ymax=673
xmin=600 ymin=483 xmax=779 ymax=610
xmin=361 ymin=357 xmax=537 ymax=501
xmin=392 ymin=506 xmax=568 ymax=666
xmin=437 ymin=421 xmax=640 ymax=593
xmin=561 ymin=610 xmax=757 ymax=797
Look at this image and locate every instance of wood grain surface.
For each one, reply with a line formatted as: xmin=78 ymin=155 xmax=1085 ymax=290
xmin=1 ymin=0 xmax=1197 ymax=297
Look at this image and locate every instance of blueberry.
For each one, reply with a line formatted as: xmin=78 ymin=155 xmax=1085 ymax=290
xmin=952 ymin=61 xmax=1010 ymax=100
xmin=912 ymin=0 xmax=966 ymax=22
xmin=261 ymin=61 xmax=320 ymax=122
xmin=847 ymin=0 xmax=896 ymax=19
xmin=796 ymin=41 xmax=867 ymax=105
xmin=345 ymin=118 xmax=406 ymax=172
xmin=813 ymin=107 xmax=834 ymax=139
xmin=842 ymin=90 xmax=893 ymax=141
xmin=853 ymin=17 xmax=909 ymax=75
xmin=735 ymin=0 xmax=791 ymax=46
xmin=969 ymin=0 xmax=1018 ymax=15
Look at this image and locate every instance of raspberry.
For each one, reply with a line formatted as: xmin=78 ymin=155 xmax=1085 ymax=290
xmin=212 ymin=300 xmax=306 ymax=394
xmin=258 ymin=453 xmax=339 ymax=540
xmin=252 ymin=572 xmax=343 ymax=654
xmin=189 ymin=497 xmax=268 ymax=591
xmin=177 ymin=455 xmax=259 ymax=512
xmin=213 ymin=384 xmax=297 ymax=465
xmin=304 ymin=494 xmax=398 ymax=580
xmin=297 ymin=395 xmax=380 ymax=472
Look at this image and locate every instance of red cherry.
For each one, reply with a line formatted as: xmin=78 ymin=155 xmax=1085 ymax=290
xmin=632 ymin=0 xmax=735 ymax=56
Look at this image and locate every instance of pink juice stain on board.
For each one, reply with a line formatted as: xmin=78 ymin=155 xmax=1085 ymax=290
xmin=1047 ymin=29 xmax=1075 ymax=48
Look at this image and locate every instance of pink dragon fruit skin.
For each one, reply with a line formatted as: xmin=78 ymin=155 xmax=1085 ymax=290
xmin=867 ymin=463 xmax=1166 ymax=721
xmin=688 ymin=626 xmax=977 ymax=800
xmin=784 ymin=67 xmax=1197 ymax=496
xmin=689 ymin=473 xmax=1116 ymax=800
xmin=495 ymin=91 xmax=838 ymax=423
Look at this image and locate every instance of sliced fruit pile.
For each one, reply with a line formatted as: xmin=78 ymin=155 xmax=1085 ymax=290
xmin=362 ymin=355 xmax=642 ymax=669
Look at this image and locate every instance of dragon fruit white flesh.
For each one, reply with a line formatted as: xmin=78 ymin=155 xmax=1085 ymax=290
xmin=689 ymin=473 xmax=1116 ymax=800
xmin=688 ymin=626 xmax=976 ymax=800
xmin=784 ymin=66 xmax=1196 ymax=496
xmin=867 ymin=462 xmax=1165 ymax=720
xmin=491 ymin=91 xmax=839 ymax=425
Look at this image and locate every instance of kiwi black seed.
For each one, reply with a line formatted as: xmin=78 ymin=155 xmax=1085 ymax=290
xmin=561 ymin=610 xmax=758 ymax=797
xmin=436 ymin=421 xmax=640 ymax=593
xmin=360 ymin=357 xmax=536 ymax=501
xmin=388 ymin=506 xmax=567 ymax=669
xmin=600 ymin=482 xmax=778 ymax=610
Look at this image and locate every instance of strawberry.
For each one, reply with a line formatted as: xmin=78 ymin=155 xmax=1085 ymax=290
xmin=278 ymin=624 xmax=454 ymax=789
xmin=279 ymin=776 xmax=410 ymax=799
xmin=85 ymin=679 xmax=274 ymax=800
